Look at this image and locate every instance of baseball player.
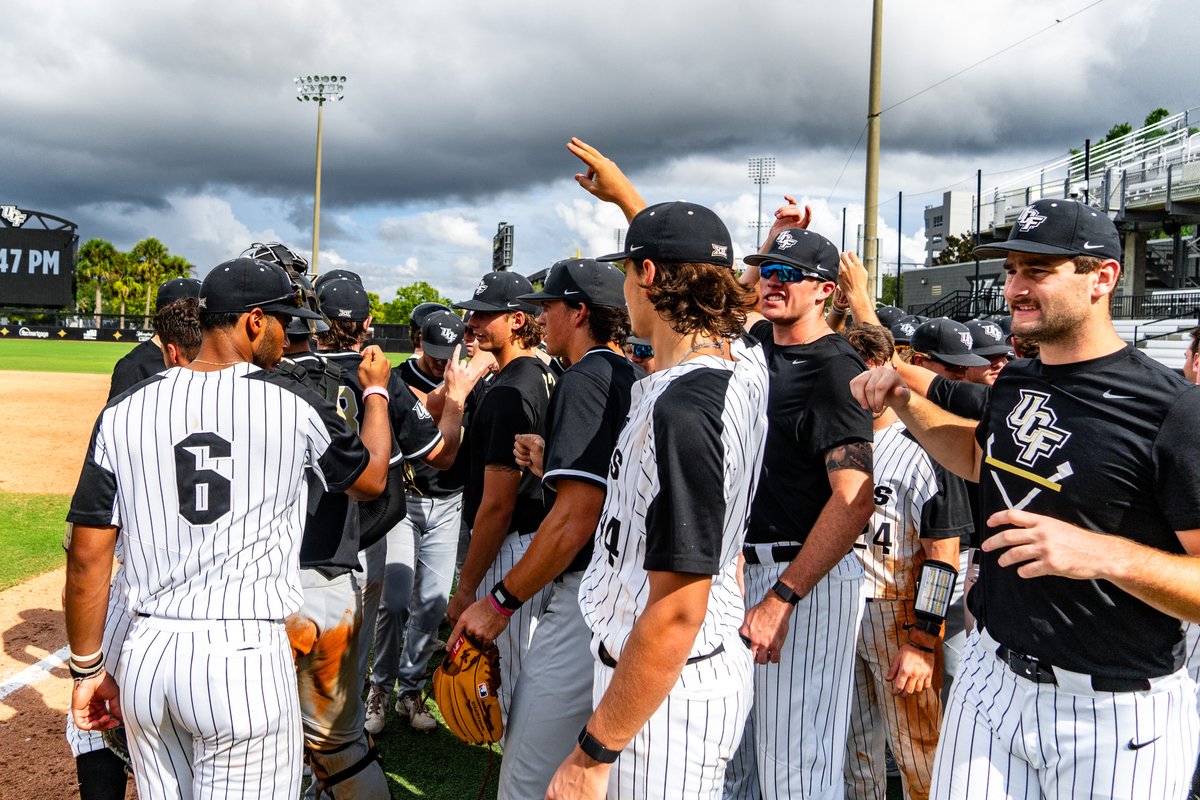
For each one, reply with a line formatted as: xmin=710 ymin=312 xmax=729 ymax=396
xmin=444 ymin=270 xmax=557 ymax=722
xmin=451 ymin=257 xmax=637 ymax=798
xmin=106 ymin=277 xmax=201 ymax=399
xmin=365 ymin=309 xmax=471 ymax=734
xmin=64 ymin=257 xmax=394 ymax=799
xmin=840 ymin=324 xmax=971 ymax=800
xmin=548 ymin=138 xmax=768 ymax=799
xmin=730 ymin=220 xmax=875 ymax=800
xmin=1178 ymin=325 xmax=1200 ymax=800
xmin=67 ymin=292 xmax=203 ymax=800
xmin=852 ymin=199 xmax=1200 ymax=798
xmin=306 ymin=278 xmax=469 ymax=726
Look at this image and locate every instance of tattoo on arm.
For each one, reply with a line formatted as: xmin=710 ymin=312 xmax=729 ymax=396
xmin=825 ymin=441 xmax=873 ymax=474
xmin=484 ymin=464 xmax=520 ymax=474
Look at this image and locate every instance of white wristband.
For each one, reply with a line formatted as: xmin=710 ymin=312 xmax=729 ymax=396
xmin=362 ymin=386 xmax=389 ymax=403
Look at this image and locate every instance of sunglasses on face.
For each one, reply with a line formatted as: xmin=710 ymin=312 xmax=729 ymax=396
xmin=759 ymin=264 xmax=821 ymax=283
xmin=631 ymin=344 xmax=654 ymax=359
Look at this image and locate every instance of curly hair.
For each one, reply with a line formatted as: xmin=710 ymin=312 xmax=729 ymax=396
xmin=841 ymin=322 xmax=894 ymax=366
xmin=155 ymin=297 xmax=202 ymax=362
xmin=317 ymin=320 xmax=370 ymax=352
xmin=512 ymin=312 xmax=544 ymax=350
xmin=633 ymin=260 xmax=756 ymax=339
xmin=565 ymin=301 xmax=631 ymax=348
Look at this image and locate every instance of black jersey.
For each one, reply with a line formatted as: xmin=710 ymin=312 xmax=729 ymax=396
xmin=928 ymin=373 xmax=991 ymax=421
xmin=746 ymin=320 xmax=873 ymax=545
xmin=300 ymin=350 xmax=441 ymax=573
xmin=463 ymin=355 xmax=555 ymax=535
xmin=395 ymin=357 xmax=467 ymax=497
xmin=107 ymin=338 xmax=165 ymax=400
xmin=973 ymin=346 xmax=1200 ymax=679
xmin=540 ymin=347 xmax=639 ymax=573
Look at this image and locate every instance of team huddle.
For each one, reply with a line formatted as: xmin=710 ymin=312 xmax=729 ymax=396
xmin=61 ymin=139 xmax=1200 ymax=800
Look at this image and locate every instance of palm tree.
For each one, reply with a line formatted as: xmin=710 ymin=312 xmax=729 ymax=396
xmin=131 ymin=237 xmax=169 ymax=326
xmin=75 ymin=239 xmax=121 ymax=327
xmin=110 ymin=252 xmax=142 ymax=330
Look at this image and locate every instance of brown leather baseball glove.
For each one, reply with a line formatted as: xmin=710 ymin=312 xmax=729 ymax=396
xmin=431 ymin=635 xmax=503 ymax=745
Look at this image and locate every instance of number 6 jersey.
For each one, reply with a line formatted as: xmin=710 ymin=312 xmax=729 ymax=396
xmin=67 ymin=362 xmax=369 ymax=621
xmin=579 ymin=339 xmax=768 ymax=660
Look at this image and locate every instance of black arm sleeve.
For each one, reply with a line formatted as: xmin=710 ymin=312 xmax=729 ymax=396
xmin=66 ymin=415 xmax=119 ymax=526
xmin=1154 ymin=388 xmax=1200 ymax=532
xmin=919 ymin=462 xmax=974 ymax=540
xmin=928 ymin=375 xmax=990 ymax=421
xmin=643 ymin=371 xmax=729 ymax=575
xmin=476 ymin=385 xmax=535 ymax=470
xmin=800 ymin=355 xmax=872 ymax=454
xmin=542 ymin=370 xmax=615 ymax=489
xmin=311 ymin=397 xmax=370 ymax=494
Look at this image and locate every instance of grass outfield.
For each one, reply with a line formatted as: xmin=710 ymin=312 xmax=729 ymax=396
xmin=0 ymin=339 xmax=412 ymax=374
xmin=0 ymin=491 xmax=69 ymax=590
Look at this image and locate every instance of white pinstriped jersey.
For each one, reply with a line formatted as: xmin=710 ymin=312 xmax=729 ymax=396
xmin=67 ymin=362 xmax=369 ymax=621
xmin=853 ymin=421 xmax=970 ymax=600
xmin=579 ymin=338 xmax=768 ymax=660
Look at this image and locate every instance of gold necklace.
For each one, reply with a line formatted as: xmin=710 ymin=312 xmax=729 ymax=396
xmin=191 ymin=358 xmax=242 ymax=367
xmin=672 ymin=338 xmax=727 ymax=369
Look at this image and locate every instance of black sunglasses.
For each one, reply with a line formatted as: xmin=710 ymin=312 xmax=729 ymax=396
xmin=244 ymin=283 xmax=304 ymax=311
xmin=631 ymin=344 xmax=654 ymax=359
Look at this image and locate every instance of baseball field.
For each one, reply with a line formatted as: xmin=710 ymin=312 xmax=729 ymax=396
xmin=0 ymin=339 xmax=497 ymax=799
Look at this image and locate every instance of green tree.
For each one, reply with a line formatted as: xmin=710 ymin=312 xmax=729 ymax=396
xmin=75 ymin=238 xmax=122 ymax=325
xmin=109 ymin=252 xmax=142 ymax=329
xmin=1142 ymin=107 xmax=1171 ymax=141
xmin=161 ymin=253 xmax=193 ymax=281
xmin=130 ymin=237 xmax=169 ymax=326
xmin=880 ymin=273 xmax=903 ymax=307
xmin=378 ymin=281 xmax=453 ymax=325
xmin=367 ymin=291 xmax=386 ymax=321
xmin=932 ymin=232 xmax=975 ymax=266
xmin=1099 ymin=121 xmax=1132 ymax=144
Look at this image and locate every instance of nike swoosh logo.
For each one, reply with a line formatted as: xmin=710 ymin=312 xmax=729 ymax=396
xmin=1082 ymin=242 xmax=1106 ymax=250
xmin=629 ymin=245 xmax=643 ymax=252
xmin=562 ymin=289 xmax=581 ymax=295
xmin=1127 ymin=736 xmax=1160 ymax=750
xmin=506 ymin=302 xmax=521 ymax=308
xmin=1102 ymin=390 xmax=1134 ymax=400
xmin=791 ymin=359 xmax=806 ymax=365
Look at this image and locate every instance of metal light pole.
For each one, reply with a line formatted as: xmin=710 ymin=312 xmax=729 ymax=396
xmin=863 ymin=0 xmax=884 ymax=301
xmin=748 ymin=157 xmax=776 ymax=248
xmin=295 ymin=74 xmax=347 ymax=275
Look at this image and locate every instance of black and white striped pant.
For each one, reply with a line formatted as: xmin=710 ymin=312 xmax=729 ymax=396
xmin=932 ymin=626 xmax=1199 ymax=799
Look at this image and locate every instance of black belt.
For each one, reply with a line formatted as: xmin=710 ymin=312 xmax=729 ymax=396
xmin=136 ymin=612 xmax=284 ymax=623
xmin=995 ymin=643 xmax=1151 ymax=693
xmin=742 ymin=545 xmax=802 ymax=565
xmin=598 ymin=641 xmax=725 ymax=669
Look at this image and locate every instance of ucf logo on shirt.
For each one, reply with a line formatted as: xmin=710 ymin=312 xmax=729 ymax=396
xmin=984 ymin=390 xmax=1074 ymax=511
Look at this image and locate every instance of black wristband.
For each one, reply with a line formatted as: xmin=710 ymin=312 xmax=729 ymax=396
xmin=907 ymin=640 xmax=935 ymax=654
xmin=577 ymin=726 xmax=620 ymax=764
xmin=69 ymin=659 xmax=105 ymax=681
xmin=905 ymin=618 xmax=942 ymax=636
xmin=770 ymin=579 xmax=800 ymax=606
xmin=490 ymin=580 xmax=522 ymax=612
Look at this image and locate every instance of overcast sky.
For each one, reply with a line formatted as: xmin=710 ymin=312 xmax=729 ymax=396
xmin=2 ymin=0 xmax=1195 ymax=302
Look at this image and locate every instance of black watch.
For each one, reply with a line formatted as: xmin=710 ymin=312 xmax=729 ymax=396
xmin=770 ymin=579 xmax=800 ymax=606
xmin=578 ymin=727 xmax=620 ymax=764
xmin=490 ymin=580 xmax=523 ymax=612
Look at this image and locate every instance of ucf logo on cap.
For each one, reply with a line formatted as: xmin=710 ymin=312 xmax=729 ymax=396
xmin=1016 ymin=205 xmax=1048 ymax=232
xmin=774 ymin=231 xmax=798 ymax=251
xmin=474 ymin=278 xmax=488 ymax=297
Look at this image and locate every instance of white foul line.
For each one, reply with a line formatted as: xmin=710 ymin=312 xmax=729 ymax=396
xmin=0 ymin=645 xmax=70 ymax=701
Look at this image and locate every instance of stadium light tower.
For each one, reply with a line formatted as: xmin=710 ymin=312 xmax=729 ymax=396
xmin=748 ymin=156 xmax=776 ymax=248
xmin=295 ymin=74 xmax=347 ymax=275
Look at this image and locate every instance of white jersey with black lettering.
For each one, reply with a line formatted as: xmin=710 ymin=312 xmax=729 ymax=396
xmin=579 ymin=338 xmax=768 ymax=798
xmin=71 ymin=363 xmax=368 ymax=621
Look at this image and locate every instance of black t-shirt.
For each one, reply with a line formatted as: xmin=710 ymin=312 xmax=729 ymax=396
xmin=928 ymin=374 xmax=991 ymax=421
xmin=972 ymin=346 xmax=1200 ymax=678
xmin=108 ymin=339 xmax=165 ymax=400
xmin=541 ymin=348 xmax=639 ymax=573
xmin=395 ymin=358 xmax=467 ymax=497
xmin=299 ymin=350 xmax=441 ymax=573
xmin=746 ymin=321 xmax=872 ymax=544
xmin=464 ymin=356 xmax=556 ymax=535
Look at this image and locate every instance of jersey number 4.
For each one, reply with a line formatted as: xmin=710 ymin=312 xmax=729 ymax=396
xmin=174 ymin=432 xmax=233 ymax=525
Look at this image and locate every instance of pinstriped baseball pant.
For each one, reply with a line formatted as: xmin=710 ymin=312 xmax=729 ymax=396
xmin=845 ymin=599 xmax=941 ymax=800
xmin=932 ymin=627 xmax=1199 ymax=800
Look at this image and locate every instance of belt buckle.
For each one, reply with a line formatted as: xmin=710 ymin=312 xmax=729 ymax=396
xmin=1000 ymin=645 xmax=1050 ymax=684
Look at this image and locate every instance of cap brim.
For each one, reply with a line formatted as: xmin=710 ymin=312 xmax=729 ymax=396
xmin=935 ymin=352 xmax=991 ymax=367
xmin=515 ymin=290 xmax=559 ymax=304
xmin=972 ymin=344 xmax=1012 ymax=357
xmin=422 ymin=342 xmax=459 ymax=360
xmin=975 ymin=240 xmax=1082 ymax=258
xmin=262 ymin=303 xmax=323 ymax=319
xmin=453 ymin=299 xmax=539 ymax=314
xmin=595 ymin=249 xmax=632 ymax=263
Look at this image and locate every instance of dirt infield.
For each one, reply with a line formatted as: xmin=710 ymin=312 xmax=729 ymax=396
xmin=0 ymin=371 xmax=111 ymax=494
xmin=0 ymin=371 xmax=125 ymax=796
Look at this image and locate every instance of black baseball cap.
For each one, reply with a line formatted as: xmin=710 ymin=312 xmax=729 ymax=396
xmin=743 ymin=228 xmax=840 ymax=282
xmin=454 ymin=271 xmax=539 ymax=315
xmin=911 ymin=318 xmax=989 ymax=367
xmin=597 ymin=201 xmax=734 ymax=268
xmin=875 ymin=306 xmax=905 ymax=329
xmin=966 ymin=319 xmax=1011 ymax=357
xmin=156 ymin=277 xmax=202 ymax=309
xmin=517 ymin=258 xmax=627 ymax=309
xmin=199 ymin=258 xmax=322 ymax=318
xmin=890 ymin=315 xmax=925 ymax=346
xmin=411 ymin=302 xmax=451 ymax=328
xmin=313 ymin=269 xmax=364 ymax=290
xmin=318 ymin=278 xmax=371 ymax=322
xmin=976 ymin=199 xmax=1121 ymax=261
xmin=420 ymin=310 xmax=466 ymax=360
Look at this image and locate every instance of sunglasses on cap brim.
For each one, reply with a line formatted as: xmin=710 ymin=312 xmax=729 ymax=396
xmin=759 ymin=264 xmax=825 ymax=283
xmin=244 ymin=283 xmax=304 ymax=311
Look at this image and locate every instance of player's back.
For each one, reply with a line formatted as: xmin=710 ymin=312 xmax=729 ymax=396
xmin=73 ymin=363 xmax=366 ymax=621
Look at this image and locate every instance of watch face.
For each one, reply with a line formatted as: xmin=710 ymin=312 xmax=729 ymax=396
xmin=772 ymin=580 xmax=800 ymax=606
